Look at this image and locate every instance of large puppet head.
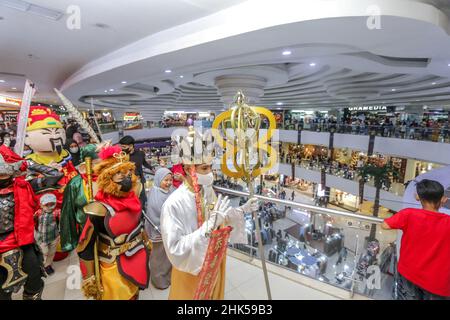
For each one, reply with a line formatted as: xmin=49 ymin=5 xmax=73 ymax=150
xmin=25 ymin=106 xmax=66 ymax=155
xmin=94 ymin=145 xmax=139 ymax=198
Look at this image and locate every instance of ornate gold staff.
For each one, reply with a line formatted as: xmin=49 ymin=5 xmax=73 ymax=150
xmin=212 ymin=91 xmax=277 ymax=300
xmin=85 ymin=157 xmax=103 ymax=300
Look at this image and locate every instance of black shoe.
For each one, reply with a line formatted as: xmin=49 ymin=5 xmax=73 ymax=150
xmin=44 ymin=266 xmax=55 ymax=275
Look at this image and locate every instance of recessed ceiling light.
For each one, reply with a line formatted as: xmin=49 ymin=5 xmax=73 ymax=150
xmin=179 ymin=75 xmax=184 ymax=78
xmin=12 ymin=87 xmax=17 ymax=90
xmin=276 ymin=102 xmax=283 ymax=105
xmin=391 ymin=88 xmax=396 ymax=92
xmin=121 ymin=81 xmax=127 ymax=84
xmin=282 ymin=50 xmax=292 ymax=56
xmin=432 ymin=82 xmax=437 ymax=85
xmin=309 ymin=62 xmax=316 ymax=67
xmin=277 ymin=107 xmax=282 ymax=110
xmin=104 ymin=90 xmax=108 ymax=93
xmin=109 ymin=89 xmax=114 ymax=92
xmin=448 ymin=63 xmax=450 ymax=67
xmin=0 ymin=80 xmax=5 ymax=83
xmin=94 ymin=23 xmax=110 ymax=29
xmin=165 ymin=69 xmax=172 ymax=73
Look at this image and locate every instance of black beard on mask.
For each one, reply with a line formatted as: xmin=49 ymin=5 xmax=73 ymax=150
xmin=50 ymin=138 xmax=64 ymax=155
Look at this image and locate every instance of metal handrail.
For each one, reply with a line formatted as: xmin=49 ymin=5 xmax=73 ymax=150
xmin=213 ymin=186 xmax=384 ymax=224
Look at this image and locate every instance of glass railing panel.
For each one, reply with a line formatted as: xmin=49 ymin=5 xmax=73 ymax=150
xmin=214 ymin=185 xmax=398 ymax=300
xmin=280 ymin=123 xmax=450 ymax=143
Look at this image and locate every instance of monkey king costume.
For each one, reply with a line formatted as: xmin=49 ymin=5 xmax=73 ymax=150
xmin=77 ymin=146 xmax=149 ymax=300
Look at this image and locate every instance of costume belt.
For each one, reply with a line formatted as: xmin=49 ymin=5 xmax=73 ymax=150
xmin=97 ymin=232 xmax=144 ymax=264
xmin=0 ymin=249 xmax=28 ymax=293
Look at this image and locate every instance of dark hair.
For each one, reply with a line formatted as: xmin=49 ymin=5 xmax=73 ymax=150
xmin=416 ymin=179 xmax=444 ymax=204
xmin=119 ymin=135 xmax=135 ymax=145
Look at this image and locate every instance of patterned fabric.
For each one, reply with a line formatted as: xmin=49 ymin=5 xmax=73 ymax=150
xmin=35 ymin=209 xmax=60 ymax=244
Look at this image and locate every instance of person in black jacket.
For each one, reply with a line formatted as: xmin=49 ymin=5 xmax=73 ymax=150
xmin=119 ymin=135 xmax=153 ymax=210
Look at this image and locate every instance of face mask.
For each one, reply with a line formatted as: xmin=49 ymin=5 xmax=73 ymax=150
xmin=0 ymin=177 xmax=13 ymax=188
xmin=196 ymin=172 xmax=214 ymax=186
xmin=116 ymin=176 xmax=132 ymax=192
xmin=43 ymin=204 xmax=56 ymax=213
xmin=70 ymin=147 xmax=79 ymax=154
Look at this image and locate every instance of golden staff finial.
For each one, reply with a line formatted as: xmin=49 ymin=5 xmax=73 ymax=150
xmin=212 ymin=90 xmax=277 ymax=300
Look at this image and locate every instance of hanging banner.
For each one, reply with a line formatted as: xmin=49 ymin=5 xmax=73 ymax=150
xmin=14 ymin=80 xmax=36 ymax=156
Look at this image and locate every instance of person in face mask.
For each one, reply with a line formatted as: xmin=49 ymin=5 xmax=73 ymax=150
xmin=160 ymin=129 xmax=259 ymax=300
xmin=143 ymin=168 xmax=174 ymax=289
xmin=0 ymin=132 xmax=11 ymax=147
xmin=22 ymin=145 xmax=33 ymax=157
xmin=119 ymin=135 xmax=153 ymax=211
xmin=77 ymin=145 xmax=149 ymax=300
xmin=34 ymin=194 xmax=61 ymax=276
xmin=66 ymin=139 xmax=81 ymax=166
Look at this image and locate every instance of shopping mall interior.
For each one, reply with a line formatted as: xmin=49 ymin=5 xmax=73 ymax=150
xmin=1 ymin=0 xmax=450 ymax=302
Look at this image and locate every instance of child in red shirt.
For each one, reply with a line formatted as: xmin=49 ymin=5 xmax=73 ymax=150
xmin=382 ymin=179 xmax=450 ymax=300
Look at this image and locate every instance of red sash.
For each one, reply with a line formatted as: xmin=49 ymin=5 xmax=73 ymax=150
xmin=194 ymin=226 xmax=232 ymax=300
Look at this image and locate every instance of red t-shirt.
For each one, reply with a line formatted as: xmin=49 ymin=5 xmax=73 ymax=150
xmin=385 ymin=208 xmax=450 ymax=297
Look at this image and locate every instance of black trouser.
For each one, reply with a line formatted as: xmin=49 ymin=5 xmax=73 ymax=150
xmin=0 ymin=244 xmax=44 ymax=300
xmin=139 ymin=178 xmax=147 ymax=212
xmin=394 ymin=272 xmax=450 ymax=300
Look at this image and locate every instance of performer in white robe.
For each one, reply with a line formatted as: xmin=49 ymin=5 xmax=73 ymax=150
xmin=160 ymin=162 xmax=258 ymax=299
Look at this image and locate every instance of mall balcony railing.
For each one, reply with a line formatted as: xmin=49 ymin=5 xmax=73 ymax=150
xmin=213 ymin=185 xmax=398 ymax=300
xmin=282 ymin=159 xmax=406 ymax=197
xmin=278 ymin=122 xmax=450 ymax=143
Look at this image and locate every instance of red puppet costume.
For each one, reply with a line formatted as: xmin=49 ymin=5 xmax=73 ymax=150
xmin=0 ymin=145 xmax=62 ymax=300
xmin=77 ymin=146 xmax=150 ymax=300
xmin=24 ymin=106 xmax=79 ymax=260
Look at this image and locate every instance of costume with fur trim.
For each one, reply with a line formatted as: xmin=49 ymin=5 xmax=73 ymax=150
xmin=77 ymin=145 xmax=149 ymax=300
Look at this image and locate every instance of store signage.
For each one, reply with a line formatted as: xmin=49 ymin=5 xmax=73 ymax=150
xmin=0 ymin=96 xmax=21 ymax=106
xmin=347 ymin=106 xmax=387 ymax=112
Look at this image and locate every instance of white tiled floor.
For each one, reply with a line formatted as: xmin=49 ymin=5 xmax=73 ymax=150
xmin=14 ymin=250 xmax=340 ymax=300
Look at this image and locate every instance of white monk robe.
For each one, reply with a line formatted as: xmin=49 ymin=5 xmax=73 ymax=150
xmin=160 ymin=183 xmax=246 ymax=299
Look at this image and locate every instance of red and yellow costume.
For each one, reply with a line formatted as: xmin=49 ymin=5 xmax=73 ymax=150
xmin=77 ymin=146 xmax=150 ymax=300
xmin=24 ymin=106 xmax=79 ymax=260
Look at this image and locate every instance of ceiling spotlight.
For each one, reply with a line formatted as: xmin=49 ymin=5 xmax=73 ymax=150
xmin=165 ymin=69 xmax=172 ymax=73
xmin=309 ymin=62 xmax=316 ymax=67
xmin=121 ymin=81 xmax=127 ymax=84
xmin=432 ymin=82 xmax=437 ymax=85
xmin=104 ymin=90 xmax=108 ymax=93
xmin=179 ymin=75 xmax=184 ymax=78
xmin=391 ymin=88 xmax=396 ymax=92
xmin=282 ymin=50 xmax=292 ymax=56
xmin=109 ymin=89 xmax=114 ymax=92
xmin=94 ymin=23 xmax=110 ymax=29
xmin=0 ymin=80 xmax=5 ymax=83
xmin=277 ymin=102 xmax=283 ymax=106
xmin=12 ymin=87 xmax=17 ymax=90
